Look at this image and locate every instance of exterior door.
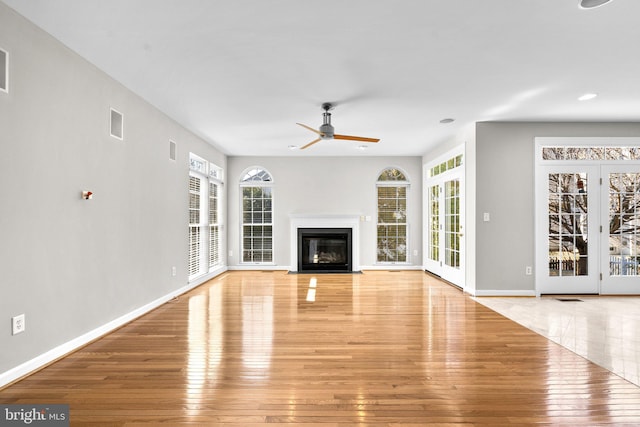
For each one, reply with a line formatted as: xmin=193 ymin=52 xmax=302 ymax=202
xmin=536 ymin=165 xmax=600 ymax=294
xmin=425 ymin=178 xmax=464 ymax=286
xmin=601 ymin=166 xmax=640 ymax=294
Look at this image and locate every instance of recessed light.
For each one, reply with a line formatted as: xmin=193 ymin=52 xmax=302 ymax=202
xmin=578 ymin=93 xmax=598 ymax=101
xmin=579 ymin=0 xmax=613 ymax=9
xmin=440 ymin=118 xmax=455 ymax=124
xmin=357 ymin=145 xmax=369 ymax=150
xmin=288 ymin=145 xmax=298 ymax=150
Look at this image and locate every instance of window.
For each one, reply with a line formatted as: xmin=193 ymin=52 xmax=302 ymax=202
xmin=188 ymin=174 xmax=203 ymax=277
xmin=208 ymin=164 xmax=223 ymax=269
xmin=541 ymin=146 xmax=640 ymax=161
xmin=241 ymin=167 xmax=273 ymax=263
xmin=377 ymin=168 xmax=409 ymax=263
xmin=189 ymin=153 xmax=224 ymax=280
xmin=429 ymin=154 xmax=463 ymax=177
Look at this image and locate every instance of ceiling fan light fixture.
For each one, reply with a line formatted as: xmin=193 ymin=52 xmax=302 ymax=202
xmin=579 ymin=0 xmax=613 ymax=9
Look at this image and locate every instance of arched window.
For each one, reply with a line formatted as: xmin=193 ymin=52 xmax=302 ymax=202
xmin=240 ymin=167 xmax=273 ymax=263
xmin=376 ymin=168 xmax=409 ymax=263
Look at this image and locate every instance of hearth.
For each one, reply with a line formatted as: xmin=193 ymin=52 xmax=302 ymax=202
xmin=298 ymin=228 xmax=352 ymax=273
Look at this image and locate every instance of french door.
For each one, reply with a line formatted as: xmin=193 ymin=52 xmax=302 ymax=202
xmin=425 ymin=176 xmax=464 ymax=287
xmin=536 ymin=164 xmax=640 ymax=294
xmin=601 ymin=165 xmax=640 ymax=294
xmin=536 ymin=165 xmax=599 ymax=294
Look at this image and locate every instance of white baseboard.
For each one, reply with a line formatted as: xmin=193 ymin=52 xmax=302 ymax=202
xmin=226 ymin=265 xmax=425 ymax=272
xmin=359 ymin=265 xmax=423 ymax=271
xmin=473 ymin=290 xmax=537 ymax=297
xmin=190 ymin=266 xmax=228 ymax=285
xmin=228 ymin=265 xmax=290 ymax=271
xmin=0 ymin=270 xmax=226 ymax=388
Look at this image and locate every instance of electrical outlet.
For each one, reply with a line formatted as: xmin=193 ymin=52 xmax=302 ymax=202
xmin=171 ymin=266 xmax=177 ymax=277
xmin=12 ymin=314 xmax=25 ymax=335
xmin=525 ymin=266 xmax=533 ymax=276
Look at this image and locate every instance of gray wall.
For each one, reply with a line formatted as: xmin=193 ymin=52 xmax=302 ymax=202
xmin=0 ymin=4 xmax=224 ymax=377
xmin=474 ymin=121 xmax=640 ymax=294
xmin=226 ymin=156 xmax=423 ymax=269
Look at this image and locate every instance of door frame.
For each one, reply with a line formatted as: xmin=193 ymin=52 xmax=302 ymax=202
xmin=535 ymin=137 xmax=640 ymax=296
xmin=423 ymin=145 xmax=465 ymax=289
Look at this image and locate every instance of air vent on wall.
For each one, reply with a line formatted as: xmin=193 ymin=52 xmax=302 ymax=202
xmin=0 ymin=48 xmax=8 ymax=93
xmin=110 ymin=108 xmax=123 ymax=140
xmin=169 ymin=140 xmax=177 ymax=161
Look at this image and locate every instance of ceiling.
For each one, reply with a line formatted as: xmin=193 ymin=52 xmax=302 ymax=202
xmin=3 ymin=0 xmax=639 ymax=156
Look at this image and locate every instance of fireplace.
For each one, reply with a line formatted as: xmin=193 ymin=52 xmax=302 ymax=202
xmin=289 ymin=214 xmax=360 ymax=273
xmin=298 ymin=228 xmax=352 ymax=272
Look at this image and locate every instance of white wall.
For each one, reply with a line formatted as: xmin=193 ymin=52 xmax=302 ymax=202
xmin=226 ymin=156 xmax=423 ymax=270
xmin=0 ymin=3 xmax=225 ymax=384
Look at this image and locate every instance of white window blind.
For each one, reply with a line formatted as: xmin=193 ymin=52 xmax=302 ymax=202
xmin=188 ymin=175 xmax=202 ymax=277
xmin=377 ymin=168 xmax=409 ymax=263
xmin=189 ymin=153 xmax=224 ymax=280
xmin=209 ymin=181 xmax=221 ymax=268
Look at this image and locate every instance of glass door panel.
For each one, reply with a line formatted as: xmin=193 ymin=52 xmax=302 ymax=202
xmin=428 ymin=185 xmax=440 ymax=263
xmin=601 ymin=166 xmax=640 ymax=294
xmin=445 ymin=180 xmax=461 ymax=269
xmin=536 ymin=165 xmax=598 ymax=294
xmin=547 ymin=173 xmax=589 ymax=277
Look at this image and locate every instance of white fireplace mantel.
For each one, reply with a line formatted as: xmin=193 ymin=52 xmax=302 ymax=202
xmin=289 ymin=214 xmax=360 ymax=272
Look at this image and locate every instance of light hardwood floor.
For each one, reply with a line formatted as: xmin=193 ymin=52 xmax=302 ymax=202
xmin=2 ymin=271 xmax=640 ymax=425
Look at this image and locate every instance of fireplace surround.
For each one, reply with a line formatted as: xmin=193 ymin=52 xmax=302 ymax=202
xmin=289 ymin=214 xmax=360 ymax=273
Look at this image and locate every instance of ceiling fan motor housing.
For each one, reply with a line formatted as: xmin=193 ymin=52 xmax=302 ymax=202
xmin=320 ymin=112 xmax=334 ymax=139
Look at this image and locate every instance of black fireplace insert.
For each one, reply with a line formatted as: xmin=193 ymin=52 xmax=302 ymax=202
xmin=297 ymin=228 xmax=352 ymax=272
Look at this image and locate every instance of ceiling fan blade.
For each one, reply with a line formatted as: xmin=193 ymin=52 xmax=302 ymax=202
xmin=300 ymin=137 xmax=322 ymax=150
xmin=296 ymin=122 xmax=324 ymax=136
xmin=333 ymin=134 xmax=380 ymax=143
